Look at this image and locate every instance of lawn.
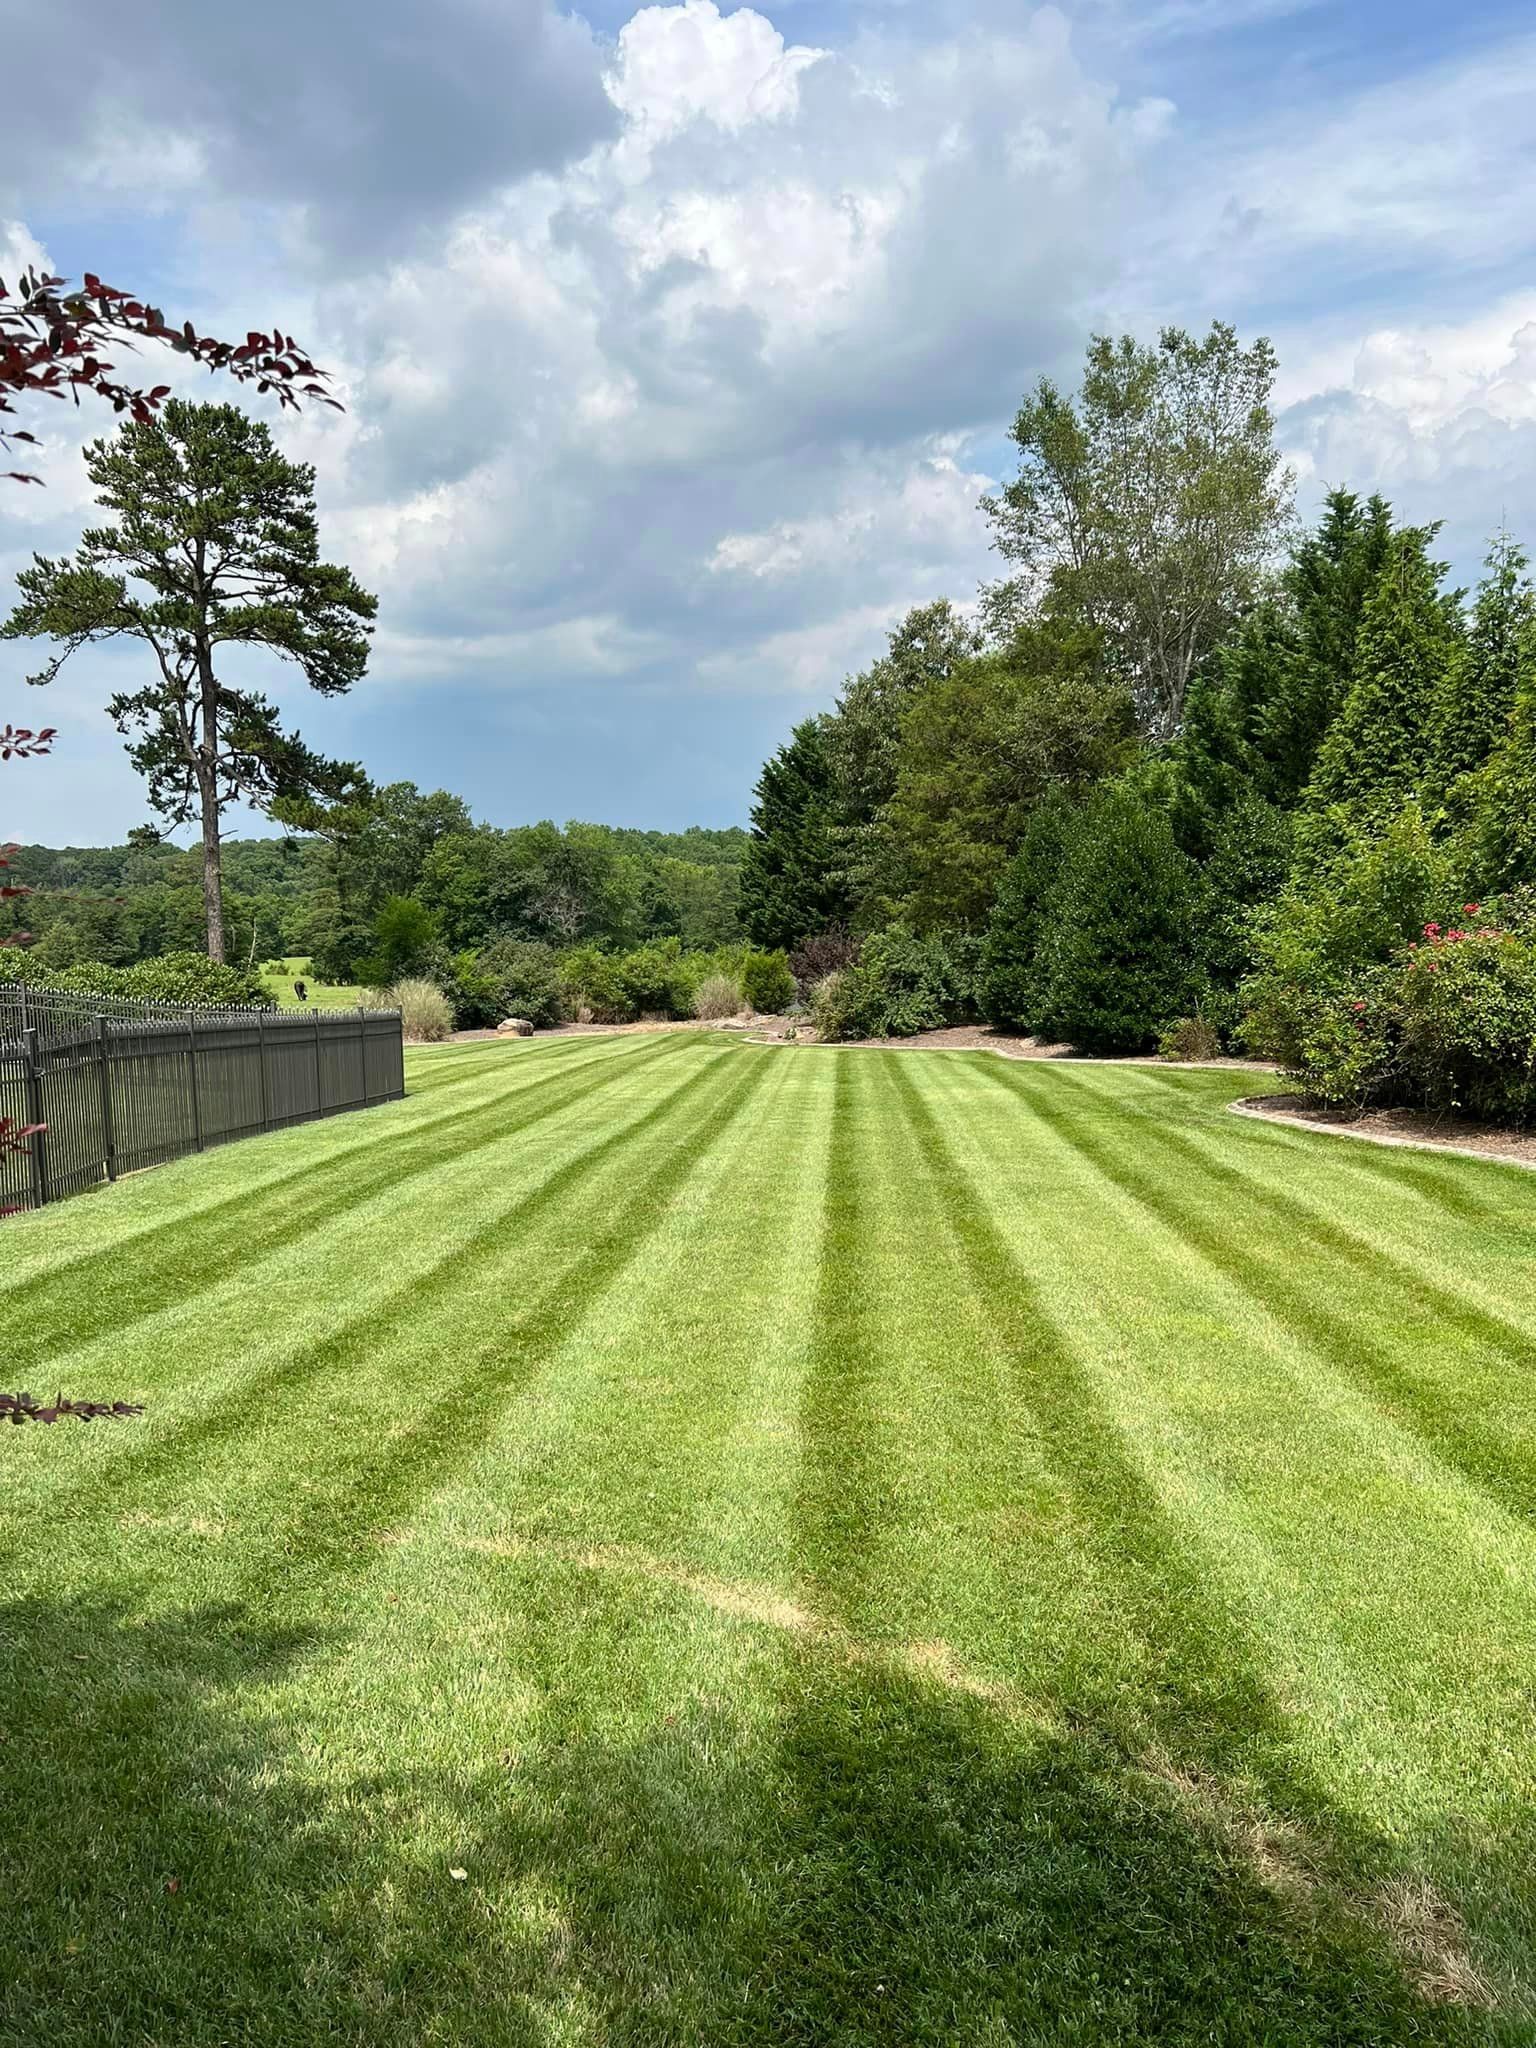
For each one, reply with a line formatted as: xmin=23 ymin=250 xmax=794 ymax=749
xmin=3 ymin=1034 xmax=1536 ymax=2045
xmin=258 ymin=953 xmax=371 ymax=1009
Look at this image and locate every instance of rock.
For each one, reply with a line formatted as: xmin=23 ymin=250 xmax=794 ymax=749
xmin=496 ymin=1017 xmax=535 ymax=1037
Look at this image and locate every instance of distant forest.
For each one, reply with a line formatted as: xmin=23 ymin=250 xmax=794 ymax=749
xmin=6 ymin=804 xmax=750 ymax=972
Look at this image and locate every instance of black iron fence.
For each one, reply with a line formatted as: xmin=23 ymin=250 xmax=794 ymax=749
xmin=0 ymin=983 xmax=405 ymax=1213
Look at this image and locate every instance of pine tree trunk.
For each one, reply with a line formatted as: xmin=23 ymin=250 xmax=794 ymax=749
xmin=199 ymin=770 xmax=226 ymax=964
xmin=196 ymin=645 xmax=226 ymax=964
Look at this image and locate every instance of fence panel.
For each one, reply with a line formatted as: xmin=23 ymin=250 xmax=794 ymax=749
xmin=0 ymin=987 xmax=405 ymax=1216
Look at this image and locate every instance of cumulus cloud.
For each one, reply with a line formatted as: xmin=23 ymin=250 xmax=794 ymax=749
xmin=0 ymin=0 xmax=615 ymax=263
xmin=10 ymin=0 xmax=1173 ymax=834
xmin=608 ymin=0 xmax=830 ymax=138
xmin=300 ymin=2 xmax=1163 ymax=702
xmin=1279 ymin=298 xmax=1536 ymax=571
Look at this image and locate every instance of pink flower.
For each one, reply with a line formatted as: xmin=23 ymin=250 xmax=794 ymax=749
xmin=1465 ymin=904 xmax=1481 ymax=916
xmin=1424 ymin=922 xmax=1442 ymax=937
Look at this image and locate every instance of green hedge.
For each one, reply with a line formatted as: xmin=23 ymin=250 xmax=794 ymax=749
xmin=0 ymin=949 xmax=273 ymax=1008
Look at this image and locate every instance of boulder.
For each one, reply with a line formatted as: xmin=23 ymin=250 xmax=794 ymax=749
xmin=496 ymin=1016 xmax=535 ymax=1037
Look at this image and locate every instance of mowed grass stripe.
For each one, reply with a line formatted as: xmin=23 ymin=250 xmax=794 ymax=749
xmin=883 ymin=1054 xmax=1280 ymax=1761
xmin=229 ymin=1043 xmax=781 ymax=1583
xmin=938 ymin=1057 xmax=1536 ymax=2012
xmin=793 ymin=1057 xmax=895 ymax=1622
xmin=3 ymin=1038 xmax=717 ymax=1548
xmin=27 ymin=1048 xmax=761 ymax=1556
xmin=0 ymin=1035 xmax=682 ymax=1375
xmin=1011 ymin=1060 xmax=1536 ymax=1525
xmin=0 ymin=1028 xmax=605 ymax=1287
xmin=790 ymin=1056 xmax=1099 ymax=1680
xmin=279 ymin=1049 xmax=838 ymax=2045
xmin=960 ymin=1057 xmax=1536 ymax=1703
xmin=414 ymin=1043 xmax=827 ymax=1573
xmin=1061 ymin=1060 xmax=1536 ymax=1311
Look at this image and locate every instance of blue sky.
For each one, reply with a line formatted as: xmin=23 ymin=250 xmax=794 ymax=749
xmin=5 ymin=0 xmax=1536 ymax=844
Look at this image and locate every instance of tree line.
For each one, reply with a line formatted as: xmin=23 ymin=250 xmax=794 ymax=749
xmin=4 ymin=807 xmax=749 ymax=980
xmin=742 ymin=322 xmax=1536 ymax=1122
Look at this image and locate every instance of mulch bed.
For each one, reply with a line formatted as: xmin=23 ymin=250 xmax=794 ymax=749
xmin=1234 ymin=1093 xmax=1536 ymax=1169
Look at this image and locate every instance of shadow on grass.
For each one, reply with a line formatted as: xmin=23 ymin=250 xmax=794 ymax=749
xmin=0 ymin=1585 xmax=1518 ymax=2047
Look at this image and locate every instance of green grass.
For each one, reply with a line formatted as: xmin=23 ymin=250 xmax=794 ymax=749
xmin=4 ymin=1035 xmax=1536 ymax=2044
xmin=259 ymin=953 xmax=370 ymax=1009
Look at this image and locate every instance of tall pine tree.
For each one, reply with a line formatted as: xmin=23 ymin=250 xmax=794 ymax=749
xmin=1431 ymin=532 xmax=1535 ymax=802
xmin=739 ymin=717 xmax=849 ymax=950
xmin=1302 ymin=526 xmax=1462 ymax=842
xmin=1176 ymin=489 xmax=1396 ymax=841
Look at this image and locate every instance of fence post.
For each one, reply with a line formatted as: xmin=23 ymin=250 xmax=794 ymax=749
xmin=313 ymin=1008 xmax=323 ymax=1116
xmin=97 ymin=1014 xmax=117 ymax=1182
xmin=188 ymin=1013 xmax=204 ymax=1150
xmin=21 ymin=1026 xmax=47 ymax=1209
xmin=358 ymin=1004 xmax=368 ymax=1106
xmin=257 ymin=1011 xmax=270 ymax=1129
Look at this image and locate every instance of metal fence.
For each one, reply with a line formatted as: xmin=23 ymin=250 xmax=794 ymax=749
xmin=0 ymin=983 xmax=406 ymax=1213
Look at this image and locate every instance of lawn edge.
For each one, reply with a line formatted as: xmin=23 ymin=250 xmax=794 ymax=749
xmin=1229 ymin=1095 xmax=1536 ymax=1174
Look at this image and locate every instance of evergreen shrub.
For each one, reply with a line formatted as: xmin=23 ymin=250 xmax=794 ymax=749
xmin=1033 ymin=786 xmax=1201 ymax=1053
xmin=811 ymin=926 xmax=979 ymax=1040
xmin=740 ymin=950 xmax=795 ymax=1014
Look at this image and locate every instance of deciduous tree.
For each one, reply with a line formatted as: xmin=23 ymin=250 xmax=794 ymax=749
xmin=984 ymin=322 xmax=1292 ymax=741
xmin=1 ymin=266 xmax=337 ymax=485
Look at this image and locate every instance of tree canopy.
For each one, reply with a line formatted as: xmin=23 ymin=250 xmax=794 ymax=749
xmin=2 ymin=399 xmax=376 ymax=960
xmin=983 ymin=322 xmax=1292 ymax=742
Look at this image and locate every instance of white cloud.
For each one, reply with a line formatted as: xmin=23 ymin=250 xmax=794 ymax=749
xmin=609 ymin=1 xmax=829 ymax=141
xmin=289 ymin=1 xmax=1161 ymax=702
xmin=1279 ymin=296 xmax=1536 ymax=568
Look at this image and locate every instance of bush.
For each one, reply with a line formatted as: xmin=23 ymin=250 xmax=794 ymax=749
xmin=809 ymin=969 xmax=856 ymax=1040
xmin=352 ymin=896 xmax=438 ymax=989
xmin=379 ymin=977 xmax=454 ymax=1042
xmin=0 ymin=949 xmax=272 ymax=1008
xmin=1034 ymin=785 xmax=1201 ymax=1054
xmin=1241 ymin=804 xmax=1460 ymax=1098
xmin=446 ymin=939 xmax=564 ymax=1030
xmin=1398 ymin=908 xmax=1536 ymax=1124
xmin=558 ymin=939 xmax=706 ymax=1023
xmin=693 ymin=973 xmax=743 ymax=1020
xmin=1156 ymin=1014 xmax=1223 ymax=1063
xmin=1188 ymin=796 xmax=1294 ymax=1041
xmin=558 ymin=944 xmax=630 ymax=1023
xmin=740 ymin=949 xmax=795 ymax=1014
xmin=812 ymin=926 xmax=979 ymax=1040
xmin=788 ymin=928 xmax=858 ymax=997
xmin=612 ymin=939 xmax=698 ymax=1021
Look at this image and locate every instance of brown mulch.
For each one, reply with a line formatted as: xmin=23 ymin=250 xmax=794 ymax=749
xmin=1234 ymin=1094 xmax=1536 ymax=1169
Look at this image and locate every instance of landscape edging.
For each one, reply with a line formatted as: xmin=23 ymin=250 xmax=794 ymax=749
xmin=1228 ymin=1096 xmax=1536 ymax=1174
